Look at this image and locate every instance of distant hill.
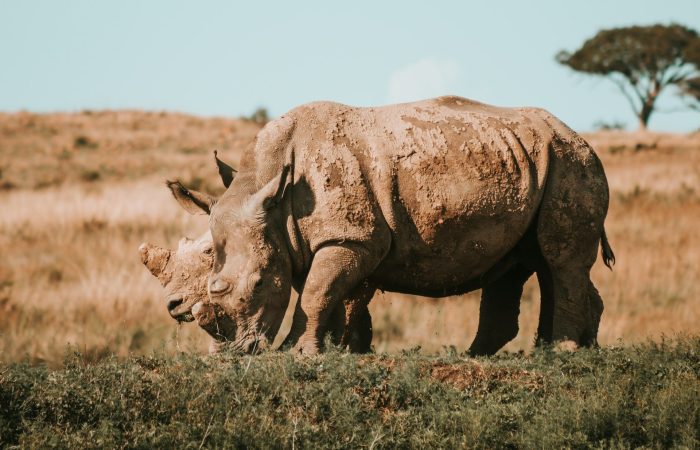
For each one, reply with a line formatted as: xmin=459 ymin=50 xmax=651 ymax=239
xmin=582 ymin=130 xmax=700 ymax=153
xmin=0 ymin=110 xmax=262 ymax=191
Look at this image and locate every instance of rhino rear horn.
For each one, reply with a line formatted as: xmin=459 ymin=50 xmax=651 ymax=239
xmin=214 ymin=150 xmax=237 ymax=188
xmin=139 ymin=242 xmax=172 ymax=280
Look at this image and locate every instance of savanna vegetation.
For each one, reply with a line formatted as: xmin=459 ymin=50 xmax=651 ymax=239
xmin=557 ymin=23 xmax=700 ymax=129
xmin=1 ymin=339 xmax=698 ymax=448
xmin=0 ymin=110 xmax=699 ymax=447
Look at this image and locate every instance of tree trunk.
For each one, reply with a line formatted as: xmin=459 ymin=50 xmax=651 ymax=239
xmin=637 ymin=105 xmax=654 ymax=131
xmin=637 ymin=116 xmax=648 ymax=131
xmin=638 ymin=82 xmax=659 ymax=131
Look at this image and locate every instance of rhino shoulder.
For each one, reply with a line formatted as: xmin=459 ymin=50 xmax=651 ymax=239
xmin=251 ymin=114 xmax=297 ymax=187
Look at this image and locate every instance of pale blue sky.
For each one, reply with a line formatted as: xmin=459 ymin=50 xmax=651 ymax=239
xmin=1 ymin=1 xmax=699 ymax=131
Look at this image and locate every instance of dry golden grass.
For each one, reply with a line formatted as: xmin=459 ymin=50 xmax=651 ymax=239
xmin=0 ymin=110 xmax=259 ymax=191
xmin=0 ymin=181 xmax=214 ymax=364
xmin=0 ymin=111 xmax=698 ymax=364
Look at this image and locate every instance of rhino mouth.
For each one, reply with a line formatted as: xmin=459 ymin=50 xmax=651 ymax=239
xmin=167 ymin=297 xmax=195 ymax=323
xmin=172 ymin=311 xmax=195 ymax=323
xmin=190 ymin=302 xmax=269 ymax=354
xmin=191 ymin=302 xmax=237 ymax=341
xmin=174 ymin=313 xmax=194 ymax=323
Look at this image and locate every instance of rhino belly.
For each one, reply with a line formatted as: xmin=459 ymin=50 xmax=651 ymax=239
xmin=370 ymin=141 xmax=543 ymax=295
xmin=372 ymin=205 xmax=534 ymax=296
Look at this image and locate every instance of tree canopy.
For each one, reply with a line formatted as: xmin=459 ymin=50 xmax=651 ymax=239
xmin=679 ymin=77 xmax=700 ymax=111
xmin=678 ymin=39 xmax=700 ymax=111
xmin=557 ymin=24 xmax=700 ymax=129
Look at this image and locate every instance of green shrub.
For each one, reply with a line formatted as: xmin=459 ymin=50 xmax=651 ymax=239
xmin=1 ymin=338 xmax=698 ymax=448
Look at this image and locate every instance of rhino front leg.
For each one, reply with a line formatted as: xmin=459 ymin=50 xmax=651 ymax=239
xmin=285 ymin=243 xmax=381 ymax=355
xmin=325 ymin=280 xmax=375 ymax=353
xmin=340 ymin=280 xmax=375 ymax=353
xmin=347 ymin=304 xmax=373 ymax=353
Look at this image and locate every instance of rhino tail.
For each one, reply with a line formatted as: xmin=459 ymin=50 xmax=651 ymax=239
xmin=600 ymin=227 xmax=615 ymax=270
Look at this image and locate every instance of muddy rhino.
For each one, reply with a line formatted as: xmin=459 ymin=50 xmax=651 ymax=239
xmin=172 ymin=96 xmax=614 ymax=356
xmin=140 ymin=229 xmax=373 ymax=353
xmin=140 ymin=153 xmax=373 ymax=352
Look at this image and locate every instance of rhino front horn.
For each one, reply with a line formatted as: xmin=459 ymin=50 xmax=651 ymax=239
xmin=139 ymin=242 xmax=172 ymax=279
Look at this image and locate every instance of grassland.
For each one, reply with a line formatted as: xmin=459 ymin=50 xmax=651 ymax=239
xmin=2 ymin=339 xmax=698 ymax=448
xmin=2 ymin=112 xmax=698 ymax=363
xmin=0 ymin=111 xmax=699 ymax=447
xmin=0 ymin=111 xmax=262 ymax=364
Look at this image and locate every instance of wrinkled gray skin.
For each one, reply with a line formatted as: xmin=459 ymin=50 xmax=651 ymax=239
xmin=175 ymin=96 xmax=615 ymax=356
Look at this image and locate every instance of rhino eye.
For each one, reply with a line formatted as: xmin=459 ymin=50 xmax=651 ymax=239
xmin=203 ymin=247 xmax=213 ymax=255
xmin=254 ymin=278 xmax=264 ymax=288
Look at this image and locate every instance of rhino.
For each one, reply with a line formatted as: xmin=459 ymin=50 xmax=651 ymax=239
xmin=139 ymin=153 xmax=373 ymax=353
xmin=139 ymin=229 xmax=373 ymax=353
xmin=170 ymin=96 xmax=615 ymax=356
xmin=139 ymin=231 xmax=235 ymax=353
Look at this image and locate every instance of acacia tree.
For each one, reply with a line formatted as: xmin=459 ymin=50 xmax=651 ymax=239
xmin=557 ymin=24 xmax=700 ymax=130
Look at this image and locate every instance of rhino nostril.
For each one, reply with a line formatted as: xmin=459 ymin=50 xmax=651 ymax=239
xmin=210 ymin=278 xmax=230 ymax=295
xmin=167 ymin=298 xmax=183 ymax=312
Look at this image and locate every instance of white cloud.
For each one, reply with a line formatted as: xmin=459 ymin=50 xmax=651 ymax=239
xmin=386 ymin=59 xmax=459 ymax=104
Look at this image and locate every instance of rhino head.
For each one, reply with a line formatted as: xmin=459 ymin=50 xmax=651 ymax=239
xmin=172 ymin=163 xmax=294 ymax=353
xmin=142 ymin=151 xmax=292 ymax=352
xmin=139 ymin=151 xmax=239 ymax=342
xmin=139 ymin=232 xmax=238 ymax=345
xmin=139 ymin=232 xmax=213 ymax=323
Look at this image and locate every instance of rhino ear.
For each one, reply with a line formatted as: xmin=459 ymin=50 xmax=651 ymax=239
xmin=214 ymin=150 xmax=237 ymax=188
xmin=247 ymin=164 xmax=291 ymax=213
xmin=166 ymin=180 xmax=216 ymax=215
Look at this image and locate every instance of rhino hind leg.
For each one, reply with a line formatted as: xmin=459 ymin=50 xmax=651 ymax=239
xmin=534 ymin=265 xmax=604 ymax=347
xmin=534 ymin=266 xmax=554 ymax=345
xmin=535 ymin=142 xmax=609 ymax=346
xmin=468 ymin=263 xmax=534 ymax=356
xmin=581 ymin=280 xmax=604 ymax=346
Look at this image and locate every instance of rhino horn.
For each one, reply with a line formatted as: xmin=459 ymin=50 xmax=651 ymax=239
xmin=214 ymin=150 xmax=237 ymax=188
xmin=138 ymin=242 xmax=172 ymax=279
